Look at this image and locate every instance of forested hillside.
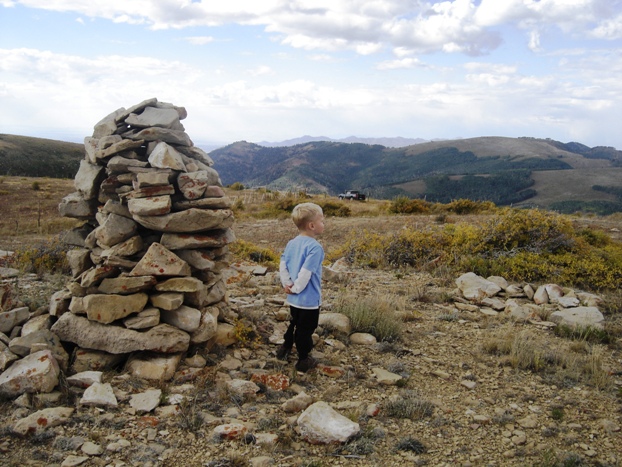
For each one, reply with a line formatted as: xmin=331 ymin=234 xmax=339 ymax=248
xmin=209 ymin=137 xmax=622 ymax=210
xmin=3 ymin=133 xmax=622 ymax=213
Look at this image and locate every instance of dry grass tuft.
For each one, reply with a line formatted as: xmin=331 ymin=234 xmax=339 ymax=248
xmin=334 ymin=290 xmax=405 ymax=342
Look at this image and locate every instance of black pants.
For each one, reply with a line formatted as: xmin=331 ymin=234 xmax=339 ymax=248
xmin=283 ymin=305 xmax=319 ymax=360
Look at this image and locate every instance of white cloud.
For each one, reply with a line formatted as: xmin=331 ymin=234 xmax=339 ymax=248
xmin=7 ymin=0 xmax=619 ymax=58
xmin=591 ymin=14 xmax=622 ymax=39
xmin=182 ymin=36 xmax=215 ymax=45
xmin=528 ymin=30 xmax=542 ymax=52
xmin=3 ymin=43 xmax=619 ymax=147
xmin=376 ymin=57 xmax=425 ymax=70
xmin=246 ymin=65 xmax=274 ymax=76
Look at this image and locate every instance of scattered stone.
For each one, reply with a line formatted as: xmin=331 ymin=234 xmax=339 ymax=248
xmin=213 ymin=423 xmax=248 ymax=440
xmin=282 ymin=392 xmax=314 ymax=413
xmin=461 ymin=380 xmax=477 ymax=389
xmin=66 ymin=371 xmax=103 ymax=388
xmin=80 ymin=382 xmax=118 ymax=408
xmin=372 ymin=367 xmax=403 ymax=385
xmin=550 ymin=307 xmax=605 ymax=330
xmin=250 ymin=373 xmax=290 ymax=391
xmin=297 ymin=401 xmax=360 ymax=444
xmin=129 ymin=389 xmax=162 ymax=413
xmin=13 ymin=407 xmax=74 ymax=436
xmin=81 ymin=441 xmax=104 ymax=456
xmin=456 ymin=272 xmax=502 ymax=300
xmin=318 ymin=313 xmax=351 ymax=334
xmin=126 ymin=353 xmax=183 ymax=381
xmin=0 ymin=307 xmax=30 ymax=334
xmin=350 ymin=333 xmax=377 ymax=345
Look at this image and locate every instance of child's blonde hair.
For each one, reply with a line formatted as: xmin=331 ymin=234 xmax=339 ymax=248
xmin=292 ymin=202 xmax=323 ymax=229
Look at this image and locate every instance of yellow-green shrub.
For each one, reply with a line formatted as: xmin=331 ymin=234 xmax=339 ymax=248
xmin=441 ymin=199 xmax=495 ymax=214
xmin=229 ymin=182 xmax=245 ymax=190
xmin=229 ymin=239 xmax=279 ymax=267
xmin=10 ymin=237 xmax=69 ymax=275
xmin=335 ymin=207 xmax=622 ymax=291
xmin=389 ymin=196 xmax=431 ymax=214
xmin=315 ymin=200 xmax=351 ymax=217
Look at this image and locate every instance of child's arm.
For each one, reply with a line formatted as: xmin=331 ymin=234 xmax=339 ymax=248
xmin=287 ymin=268 xmax=312 ymax=294
xmin=279 ymin=260 xmax=294 ymax=293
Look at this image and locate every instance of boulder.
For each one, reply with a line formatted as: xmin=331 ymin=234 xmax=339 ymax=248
xmin=0 ymin=307 xmax=30 ymax=334
xmin=456 ymin=272 xmax=502 ymax=301
xmin=160 ymin=305 xmax=202 ymax=332
xmin=297 ymin=401 xmax=360 ymax=444
xmin=550 ymin=307 xmax=605 ymax=330
xmin=0 ymin=350 xmax=60 ymax=397
xmin=318 ymin=313 xmax=351 ymax=334
xmin=148 ymin=141 xmax=187 ymax=171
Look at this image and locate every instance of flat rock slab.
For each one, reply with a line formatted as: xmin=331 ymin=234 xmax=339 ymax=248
xmin=51 ymin=313 xmax=190 ymax=354
xmin=550 ymin=306 xmax=605 ymax=329
xmin=128 ymin=196 xmax=172 ymax=216
xmin=173 ymin=197 xmax=233 ymax=211
xmin=98 ymin=275 xmax=156 ymax=295
xmin=133 ymin=208 xmax=234 ymax=233
xmin=83 ymin=293 xmax=149 ymax=324
xmin=160 ymin=229 xmax=236 ymax=250
xmin=0 ymin=267 xmax=19 ymax=278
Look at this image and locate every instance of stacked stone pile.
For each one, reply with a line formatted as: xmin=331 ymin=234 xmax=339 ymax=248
xmin=38 ymin=97 xmax=232 ymax=383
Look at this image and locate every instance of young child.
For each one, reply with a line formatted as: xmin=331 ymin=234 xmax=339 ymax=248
xmin=277 ymin=202 xmax=325 ymax=372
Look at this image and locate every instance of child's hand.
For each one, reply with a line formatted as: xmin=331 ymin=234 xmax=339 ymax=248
xmin=284 ymin=285 xmax=293 ymax=294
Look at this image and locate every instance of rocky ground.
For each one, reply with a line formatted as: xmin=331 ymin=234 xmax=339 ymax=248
xmin=1 ymin=217 xmax=621 ymax=467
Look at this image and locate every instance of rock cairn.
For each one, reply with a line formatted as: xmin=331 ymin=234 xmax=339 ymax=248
xmin=49 ymin=97 xmax=234 ymax=381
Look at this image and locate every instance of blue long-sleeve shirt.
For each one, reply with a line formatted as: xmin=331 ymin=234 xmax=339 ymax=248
xmin=279 ymin=235 xmax=324 ymax=309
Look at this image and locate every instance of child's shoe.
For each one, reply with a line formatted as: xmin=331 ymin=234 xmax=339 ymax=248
xmin=295 ymin=356 xmax=318 ymax=373
xmin=275 ymin=345 xmax=291 ymax=361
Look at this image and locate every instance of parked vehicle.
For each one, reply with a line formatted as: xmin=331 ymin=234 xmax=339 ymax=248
xmin=338 ymin=190 xmax=366 ymax=201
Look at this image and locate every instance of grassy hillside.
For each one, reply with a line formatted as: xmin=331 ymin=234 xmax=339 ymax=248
xmin=0 ymin=134 xmax=83 ymax=178
xmin=210 ymin=137 xmax=622 ymax=211
xmin=3 ymin=133 xmax=622 ymax=213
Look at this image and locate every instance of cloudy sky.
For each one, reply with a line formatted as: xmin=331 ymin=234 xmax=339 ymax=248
xmin=1 ymin=0 xmax=622 ymax=149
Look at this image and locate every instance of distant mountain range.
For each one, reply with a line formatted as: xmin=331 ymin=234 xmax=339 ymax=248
xmin=255 ymin=135 xmax=428 ymax=148
xmin=209 ymin=136 xmax=622 ymax=213
xmin=2 ymin=133 xmax=622 ymax=214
